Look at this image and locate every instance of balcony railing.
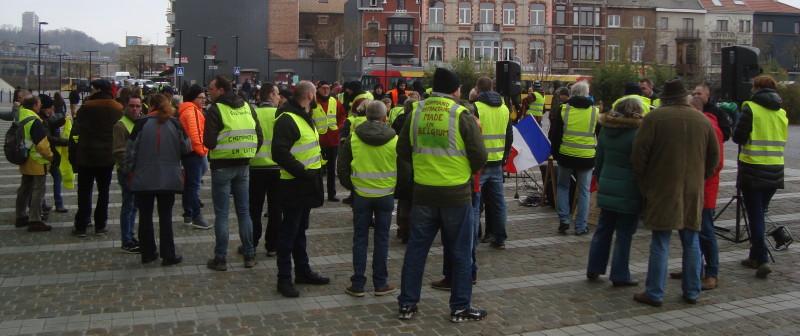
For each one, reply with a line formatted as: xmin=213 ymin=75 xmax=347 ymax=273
xmin=387 ymin=43 xmax=414 ymax=55
xmin=675 ymin=29 xmax=701 ymax=40
xmin=528 ymin=25 xmax=546 ymax=34
xmin=710 ymin=31 xmax=736 ymax=40
xmin=428 ymin=23 xmax=444 ymax=32
xmin=475 ymin=23 xmax=500 ymax=32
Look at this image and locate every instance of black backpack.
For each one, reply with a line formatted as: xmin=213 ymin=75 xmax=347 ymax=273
xmin=4 ymin=116 xmax=37 ymax=165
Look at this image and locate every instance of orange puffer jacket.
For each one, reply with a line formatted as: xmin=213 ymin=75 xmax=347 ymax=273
xmin=178 ymin=102 xmax=208 ymax=156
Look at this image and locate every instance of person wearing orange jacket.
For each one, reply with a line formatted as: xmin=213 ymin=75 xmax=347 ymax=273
xmin=179 ymin=84 xmax=211 ymax=229
xmin=386 ymin=78 xmax=407 ymax=107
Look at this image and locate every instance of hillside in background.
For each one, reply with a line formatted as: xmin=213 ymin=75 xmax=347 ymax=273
xmin=0 ymin=26 xmax=118 ymax=58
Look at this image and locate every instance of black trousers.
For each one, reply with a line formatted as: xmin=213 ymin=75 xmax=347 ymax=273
xmin=249 ymin=169 xmax=282 ymax=252
xmin=74 ymin=166 xmax=113 ymax=232
xmin=136 ymin=192 xmax=177 ymax=261
xmin=277 ymin=205 xmax=312 ymax=281
xmin=321 ymin=146 xmax=338 ymax=199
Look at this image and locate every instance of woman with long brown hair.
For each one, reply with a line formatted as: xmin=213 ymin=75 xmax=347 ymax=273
xmin=125 ymin=94 xmax=191 ymax=265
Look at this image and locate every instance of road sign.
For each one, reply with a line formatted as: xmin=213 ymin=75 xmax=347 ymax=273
xmin=233 ymin=66 xmax=240 ymax=76
xmin=204 ymin=55 xmax=215 ymax=60
xmin=208 ymin=65 xmax=218 ymax=70
xmin=176 ymin=66 xmax=184 ymax=77
xmin=292 ymin=75 xmax=300 ymax=84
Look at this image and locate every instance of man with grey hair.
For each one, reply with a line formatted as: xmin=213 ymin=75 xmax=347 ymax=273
xmin=272 ymin=80 xmax=330 ymax=297
xmin=548 ymin=80 xmax=597 ymax=236
xmin=337 ymin=100 xmax=399 ymax=297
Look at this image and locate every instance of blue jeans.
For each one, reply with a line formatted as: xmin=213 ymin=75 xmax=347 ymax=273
xmin=742 ymin=188 xmax=776 ymax=264
xmin=699 ymin=208 xmax=719 ymax=277
xmin=211 ymin=166 xmax=254 ymax=259
xmin=118 ymin=173 xmax=137 ymax=245
xmin=479 ymin=165 xmax=507 ymax=244
xmin=442 ymin=192 xmax=480 ymax=281
xmin=586 ymin=209 xmax=638 ymax=282
xmin=556 ymin=165 xmax=592 ymax=232
xmin=351 ymin=194 xmax=394 ymax=290
xmin=645 ymin=230 xmax=701 ymax=302
xmin=182 ymin=154 xmax=206 ymax=219
xmin=50 ymin=166 xmax=63 ymax=209
xmin=399 ymin=204 xmax=474 ymax=312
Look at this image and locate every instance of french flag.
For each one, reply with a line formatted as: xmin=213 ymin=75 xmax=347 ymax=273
xmin=505 ymin=116 xmax=551 ymax=173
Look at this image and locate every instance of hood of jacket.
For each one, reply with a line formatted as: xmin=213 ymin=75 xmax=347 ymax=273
xmin=354 ymin=120 xmax=396 ymax=146
xmin=599 ymin=112 xmax=641 ymax=138
xmin=213 ymin=92 xmax=245 ymax=109
xmin=566 ymin=96 xmax=593 ymax=109
xmin=750 ymin=89 xmax=782 ymax=110
xmin=476 ymin=91 xmax=503 ymax=107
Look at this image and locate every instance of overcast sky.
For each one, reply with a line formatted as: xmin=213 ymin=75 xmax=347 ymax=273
xmin=0 ymin=0 xmax=169 ymax=45
xmin=3 ymin=0 xmax=800 ymax=46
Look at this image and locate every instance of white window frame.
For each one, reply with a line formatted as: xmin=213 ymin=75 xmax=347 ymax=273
xmin=632 ymin=40 xmax=645 ymax=63
xmin=428 ymin=39 xmax=443 ymax=61
xmin=659 ymin=17 xmax=669 ymax=30
xmin=429 ymin=2 xmax=444 ymax=24
xmin=458 ymin=40 xmax=471 ymax=59
xmin=474 ymin=40 xmax=498 ymax=61
xmin=717 ymin=19 xmax=728 ymax=32
xmin=502 ymin=41 xmax=515 ymax=60
xmin=458 ymin=2 xmax=471 ymax=25
xmin=480 ymin=3 xmax=494 ymax=24
xmin=607 ymin=44 xmax=619 ymax=61
xmin=633 ymin=16 xmax=645 ymax=28
xmin=555 ymin=38 xmax=565 ymax=60
xmin=503 ymin=3 xmax=516 ymax=26
xmin=607 ymin=15 xmax=620 ymax=28
xmin=762 ymin=21 xmax=773 ymax=33
xmin=529 ymin=40 xmax=544 ymax=63
xmin=530 ymin=4 xmax=545 ymax=26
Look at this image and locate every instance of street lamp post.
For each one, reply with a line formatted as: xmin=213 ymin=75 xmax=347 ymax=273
xmin=149 ymin=44 xmax=155 ymax=74
xmin=265 ymin=48 xmax=271 ymax=82
xmin=384 ymin=32 xmax=389 ymax=89
xmin=57 ymin=53 xmax=67 ymax=92
xmin=83 ymin=50 xmax=98 ymax=81
xmin=173 ymin=28 xmax=183 ymax=92
xmin=198 ymin=35 xmax=213 ymax=87
xmin=232 ymin=35 xmax=240 ymax=84
xmin=37 ymin=21 xmax=48 ymax=94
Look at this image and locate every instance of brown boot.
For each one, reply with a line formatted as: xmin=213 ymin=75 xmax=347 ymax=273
xmin=27 ymin=221 xmax=52 ymax=232
xmin=701 ymin=276 xmax=718 ymax=290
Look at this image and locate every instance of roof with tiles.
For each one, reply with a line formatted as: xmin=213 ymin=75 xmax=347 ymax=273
xmin=607 ymin=0 xmax=703 ymax=10
xmin=697 ymin=0 xmax=754 ymax=13
xmin=747 ymin=0 xmax=800 ymax=13
xmin=299 ymin=0 xmax=346 ymax=14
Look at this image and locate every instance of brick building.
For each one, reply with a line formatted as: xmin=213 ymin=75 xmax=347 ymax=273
xmin=359 ymin=0 xmax=423 ymax=69
xmin=299 ymin=0 xmax=346 ymax=59
xmin=605 ymin=0 xmax=657 ymax=67
xmin=654 ymin=0 xmax=706 ymax=76
xmin=697 ymin=0 xmax=754 ymax=76
xmin=550 ymin=0 xmax=607 ymax=75
xmin=748 ymin=0 xmax=800 ymax=72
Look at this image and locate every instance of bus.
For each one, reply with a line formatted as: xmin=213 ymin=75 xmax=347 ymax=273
xmin=521 ymin=73 xmax=592 ymax=111
xmin=361 ymin=65 xmax=425 ymax=90
xmin=60 ymin=77 xmax=90 ymax=93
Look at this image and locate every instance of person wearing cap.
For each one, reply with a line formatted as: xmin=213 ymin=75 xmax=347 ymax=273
xmin=631 ymin=79 xmax=719 ymax=307
xmin=396 ymin=68 xmax=488 ymax=322
xmin=386 ymin=78 xmax=408 ymax=106
xmin=15 ymin=94 xmax=54 ymax=232
xmin=611 ymin=83 xmax=651 ymax=115
xmin=70 ymin=79 xmax=123 ymax=237
xmin=525 ymin=81 xmax=545 ymax=122
xmin=312 ymin=81 xmax=346 ymax=202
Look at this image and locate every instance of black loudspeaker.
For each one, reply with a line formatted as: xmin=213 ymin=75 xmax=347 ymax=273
xmin=495 ymin=61 xmax=521 ymax=97
xmin=721 ymin=46 xmax=762 ymax=102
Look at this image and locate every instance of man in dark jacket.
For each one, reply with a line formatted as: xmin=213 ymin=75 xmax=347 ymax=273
xmin=693 ymin=83 xmax=732 ymax=141
xmin=272 ymin=81 xmax=330 ymax=297
xmin=204 ymin=75 xmax=264 ymax=271
xmin=70 ymin=80 xmax=123 ymax=237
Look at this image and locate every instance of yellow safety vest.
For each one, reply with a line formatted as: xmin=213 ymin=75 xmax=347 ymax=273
xmin=388 ymin=106 xmax=405 ymax=125
xmin=336 ymin=92 xmax=345 ymax=105
xmin=120 ymin=115 xmax=135 ymax=133
xmin=652 ymin=98 xmax=661 ymax=108
xmin=311 ymin=97 xmax=339 ymax=134
xmin=347 ymin=115 xmax=367 ymax=131
xmin=559 ymin=104 xmax=598 ymax=158
xmin=739 ymin=101 xmax=788 ymax=166
xmin=612 ymin=95 xmax=650 ymax=115
xmin=527 ymin=92 xmax=544 ymax=117
xmin=250 ymin=106 xmax=278 ymax=167
xmin=209 ymin=103 xmax=258 ymax=160
xmin=409 ymin=97 xmax=470 ymax=186
xmin=19 ymin=107 xmax=48 ymax=165
xmin=475 ymin=101 xmax=510 ymax=162
xmin=58 ymin=116 xmax=75 ymax=189
xmin=279 ymin=112 xmax=323 ymax=179
xmin=351 ymin=129 xmax=398 ymax=197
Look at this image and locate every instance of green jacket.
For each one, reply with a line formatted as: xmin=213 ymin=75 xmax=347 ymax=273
xmin=595 ymin=112 xmax=642 ymax=215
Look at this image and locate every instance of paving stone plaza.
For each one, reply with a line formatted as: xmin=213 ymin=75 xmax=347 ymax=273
xmin=0 ymin=116 xmax=798 ymax=336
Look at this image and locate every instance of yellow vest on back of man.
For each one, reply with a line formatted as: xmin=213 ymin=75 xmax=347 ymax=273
xmin=527 ymin=92 xmax=544 ymax=117
xmin=351 ymin=129 xmax=398 ymax=198
xmin=409 ymin=97 xmax=470 ymax=186
xmin=311 ymin=97 xmax=339 ymax=134
xmin=250 ymin=106 xmax=278 ymax=167
xmin=19 ymin=107 xmax=48 ymax=165
xmin=279 ymin=112 xmax=323 ymax=179
xmin=388 ymin=106 xmax=405 ymax=124
xmin=739 ymin=101 xmax=788 ymax=166
xmin=475 ymin=101 xmax=510 ymax=162
xmin=347 ymin=115 xmax=367 ymax=131
xmin=612 ymin=95 xmax=650 ymax=115
xmin=559 ymin=104 xmax=598 ymax=158
xmin=209 ymin=103 xmax=258 ymax=160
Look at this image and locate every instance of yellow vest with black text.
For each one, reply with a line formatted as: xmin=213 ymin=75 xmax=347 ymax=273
xmin=250 ymin=106 xmax=278 ymax=167
xmin=351 ymin=130 xmax=398 ymax=197
xmin=279 ymin=112 xmax=323 ymax=179
xmin=409 ymin=97 xmax=470 ymax=186
xmin=311 ymin=97 xmax=339 ymax=134
xmin=612 ymin=95 xmax=650 ymax=115
xmin=527 ymin=92 xmax=544 ymax=117
xmin=19 ymin=107 xmax=48 ymax=165
xmin=739 ymin=101 xmax=788 ymax=165
xmin=559 ymin=104 xmax=598 ymax=158
xmin=475 ymin=101 xmax=510 ymax=162
xmin=209 ymin=103 xmax=258 ymax=160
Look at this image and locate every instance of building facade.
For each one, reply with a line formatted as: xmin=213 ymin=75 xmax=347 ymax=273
xmin=359 ymin=0 xmax=423 ymax=69
xmin=550 ymin=0 xmax=606 ymax=74
xmin=654 ymin=3 xmax=706 ymax=77
xmin=299 ymin=0 xmax=346 ymax=60
xmin=697 ymin=0 xmax=753 ymax=77
xmin=605 ymin=0 xmax=657 ymax=67
xmin=749 ymin=0 xmax=800 ymax=72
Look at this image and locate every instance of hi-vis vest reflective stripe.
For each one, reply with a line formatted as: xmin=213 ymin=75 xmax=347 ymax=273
xmin=612 ymin=95 xmax=651 ymax=115
xmin=209 ymin=103 xmax=258 ymax=160
xmin=250 ymin=106 xmax=278 ymax=167
xmin=739 ymin=101 xmax=788 ymax=166
xmin=652 ymin=98 xmax=661 ymax=108
xmin=409 ymin=97 xmax=470 ymax=186
xmin=19 ymin=107 xmax=48 ymax=165
xmin=559 ymin=105 xmax=598 ymax=159
xmin=336 ymin=92 xmax=345 ymax=105
xmin=351 ymin=130 xmax=398 ymax=197
xmin=279 ymin=112 xmax=323 ymax=179
xmin=475 ymin=101 xmax=510 ymax=162
xmin=120 ymin=116 xmax=135 ymax=133
xmin=311 ymin=97 xmax=339 ymax=134
xmin=388 ymin=106 xmax=405 ymax=124
xmin=354 ymin=92 xmax=373 ymax=102
xmin=347 ymin=115 xmax=367 ymax=130
xmin=527 ymin=92 xmax=544 ymax=117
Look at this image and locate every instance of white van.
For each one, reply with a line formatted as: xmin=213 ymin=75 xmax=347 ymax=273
xmin=115 ymin=72 xmax=132 ymax=83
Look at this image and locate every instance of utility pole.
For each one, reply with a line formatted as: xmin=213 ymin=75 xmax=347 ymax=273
xmin=198 ymin=35 xmax=213 ymax=87
xmin=174 ymin=28 xmax=183 ymax=92
xmin=57 ymin=53 xmax=67 ymax=91
xmin=265 ymin=48 xmax=272 ymax=82
xmin=37 ymin=21 xmax=48 ymax=94
xmin=149 ymin=44 xmax=155 ymax=74
xmin=233 ymin=35 xmax=240 ymax=84
xmin=384 ymin=32 xmax=389 ymax=89
xmin=83 ymin=50 xmax=98 ymax=81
